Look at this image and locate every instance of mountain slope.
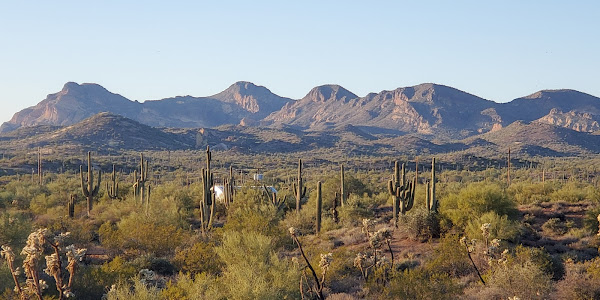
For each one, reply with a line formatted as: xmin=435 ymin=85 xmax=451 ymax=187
xmin=497 ymin=89 xmax=600 ymax=125
xmin=0 ymin=82 xmax=139 ymax=132
xmin=470 ymin=120 xmax=600 ymax=155
xmin=265 ymin=83 xmax=498 ymax=139
xmin=1 ymin=81 xmax=293 ymax=132
xmin=11 ymin=112 xmax=196 ymax=151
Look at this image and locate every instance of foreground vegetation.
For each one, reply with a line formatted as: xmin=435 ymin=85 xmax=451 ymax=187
xmin=2 ymin=148 xmax=600 ymax=299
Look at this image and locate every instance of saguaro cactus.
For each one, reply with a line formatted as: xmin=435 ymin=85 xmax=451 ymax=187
xmin=68 ymin=194 xmax=76 ymax=218
xmin=426 ymin=157 xmax=439 ymax=213
xmin=224 ymin=166 xmax=235 ymax=208
xmin=294 ymin=158 xmax=307 ymax=213
xmin=37 ymin=147 xmax=42 ymax=185
xmin=340 ymin=164 xmax=346 ymax=207
xmin=316 ymin=181 xmax=322 ymax=234
xmin=263 ymin=185 xmax=286 ymax=210
xmin=200 ymin=146 xmax=216 ymax=235
xmin=388 ymin=161 xmax=415 ymax=227
xmin=106 ymin=164 xmax=119 ymax=200
xmin=80 ymin=151 xmax=101 ymax=217
xmin=332 ymin=192 xmax=339 ymax=223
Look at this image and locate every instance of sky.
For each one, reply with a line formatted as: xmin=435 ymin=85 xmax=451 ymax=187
xmin=0 ymin=1 xmax=599 ymax=123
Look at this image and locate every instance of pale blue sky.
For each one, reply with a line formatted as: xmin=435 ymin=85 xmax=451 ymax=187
xmin=1 ymin=1 xmax=598 ymax=123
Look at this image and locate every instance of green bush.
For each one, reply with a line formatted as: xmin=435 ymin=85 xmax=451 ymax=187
xmin=482 ymin=256 xmax=553 ymax=299
xmin=173 ymin=241 xmax=224 ymax=276
xmin=99 ymin=212 xmax=187 ymax=256
xmin=441 ymin=182 xmax=517 ymax=229
xmin=542 ymin=217 xmax=568 ymax=235
xmin=338 ymin=193 xmax=385 ymax=227
xmin=399 ymin=208 xmax=444 ymax=240
xmin=584 ymin=205 xmax=600 ymax=235
xmin=508 ymin=181 xmax=553 ymax=204
xmin=215 ymin=230 xmax=300 ymax=299
xmin=379 ymin=268 xmax=462 ymax=300
xmin=464 ymin=211 xmax=521 ymax=242
xmin=549 ymin=181 xmax=589 ymax=203
xmin=424 ymin=234 xmax=473 ymax=277
xmin=160 ymin=273 xmax=222 ymax=300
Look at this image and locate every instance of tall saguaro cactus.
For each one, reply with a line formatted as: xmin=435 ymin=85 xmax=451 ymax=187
xmin=200 ymin=146 xmax=216 ymax=235
xmin=316 ymin=181 xmax=322 ymax=234
xmin=106 ymin=164 xmax=119 ymax=199
xmin=426 ymin=158 xmax=439 ymax=213
xmin=224 ymin=165 xmax=235 ymax=208
xmin=294 ymin=158 xmax=307 ymax=213
xmin=340 ymin=164 xmax=346 ymax=207
xmin=133 ymin=154 xmax=151 ymax=214
xmin=68 ymin=194 xmax=76 ymax=218
xmin=80 ymin=151 xmax=101 ymax=217
xmin=37 ymin=147 xmax=42 ymax=185
xmin=388 ymin=161 xmax=415 ymax=227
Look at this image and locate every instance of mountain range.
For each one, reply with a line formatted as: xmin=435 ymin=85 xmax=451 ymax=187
xmin=2 ymin=81 xmax=600 ymax=156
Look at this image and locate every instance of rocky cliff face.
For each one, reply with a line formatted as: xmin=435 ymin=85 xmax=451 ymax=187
xmin=536 ymin=108 xmax=600 ymax=132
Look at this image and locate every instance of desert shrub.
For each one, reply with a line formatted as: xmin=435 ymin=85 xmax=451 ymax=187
xmin=99 ymin=212 xmax=186 ymax=256
xmin=554 ymin=260 xmax=600 ymax=300
xmin=508 ymin=181 xmax=553 ymax=204
xmin=104 ymin=280 xmax=161 ymax=300
xmin=225 ymin=189 xmax=285 ymax=243
xmin=160 ymin=273 xmax=222 ymax=300
xmin=511 ymin=245 xmax=563 ymax=280
xmin=379 ymin=268 xmax=462 ymax=300
xmin=0 ymin=262 xmax=15 ymax=298
xmin=399 ymin=208 xmax=443 ymax=240
xmin=542 ymin=217 xmax=568 ymax=235
xmin=441 ymin=182 xmax=517 ymax=229
xmin=0 ymin=212 xmax=32 ymax=249
xmin=477 ymin=260 xmax=552 ymax=300
xmin=215 ymin=230 xmax=300 ymax=299
xmin=0 ymin=179 xmax=49 ymax=210
xmin=475 ymin=246 xmax=555 ymax=299
xmin=173 ymin=241 xmax=224 ymax=275
xmin=424 ymin=234 xmax=473 ymax=277
xmin=325 ymin=249 xmax=363 ymax=294
xmin=320 ymin=172 xmax=371 ymax=211
xmin=465 ymin=212 xmax=521 ymax=242
xmin=549 ymin=181 xmax=588 ymax=203
xmin=338 ymin=193 xmax=384 ymax=226
xmin=584 ymin=205 xmax=600 ymax=234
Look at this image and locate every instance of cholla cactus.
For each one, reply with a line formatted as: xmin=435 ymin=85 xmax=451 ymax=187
xmin=21 ymin=229 xmax=47 ymax=299
xmin=319 ymin=253 xmax=333 ymax=272
xmin=354 ymin=252 xmax=369 ymax=280
xmin=2 ymin=229 xmax=85 ymax=300
xmin=361 ymin=218 xmax=375 ymax=241
xmin=481 ymin=222 xmax=491 ymax=248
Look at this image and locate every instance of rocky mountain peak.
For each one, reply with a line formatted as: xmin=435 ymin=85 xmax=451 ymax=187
xmin=304 ymin=84 xmax=357 ymax=102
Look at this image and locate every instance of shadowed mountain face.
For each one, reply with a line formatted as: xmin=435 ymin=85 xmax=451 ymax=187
xmin=2 ymin=82 xmax=600 ymax=143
